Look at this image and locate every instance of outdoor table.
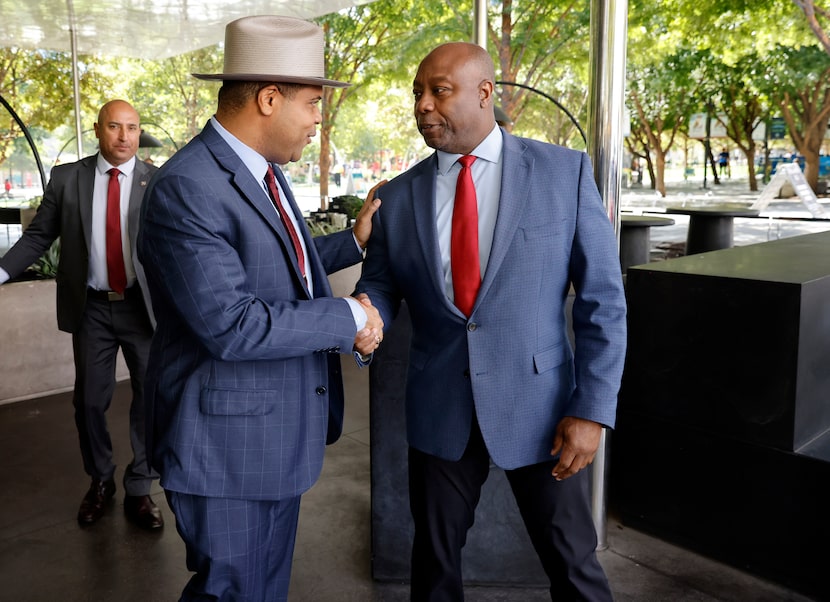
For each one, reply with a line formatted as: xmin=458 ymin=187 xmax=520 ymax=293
xmin=0 ymin=206 xmax=21 ymax=239
xmin=665 ymin=205 xmax=759 ymax=255
xmin=620 ymin=214 xmax=675 ymax=273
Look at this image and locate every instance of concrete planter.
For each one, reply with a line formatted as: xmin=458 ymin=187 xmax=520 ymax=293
xmin=20 ymin=207 xmax=37 ymax=231
xmin=0 ymin=280 xmax=128 ymax=404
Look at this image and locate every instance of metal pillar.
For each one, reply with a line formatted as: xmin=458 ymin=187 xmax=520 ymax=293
xmin=67 ymin=0 xmax=84 ymax=160
xmin=473 ymin=0 xmax=487 ymax=47
xmin=586 ymin=0 xmax=629 ymax=550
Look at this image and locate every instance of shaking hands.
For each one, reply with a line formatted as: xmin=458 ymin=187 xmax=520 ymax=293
xmin=352 ymin=293 xmax=383 ymax=356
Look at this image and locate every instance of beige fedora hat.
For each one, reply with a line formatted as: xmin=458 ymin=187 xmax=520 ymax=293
xmin=193 ymin=15 xmax=349 ymax=88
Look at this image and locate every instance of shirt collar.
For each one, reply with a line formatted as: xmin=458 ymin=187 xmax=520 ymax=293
xmin=210 ymin=115 xmax=269 ymax=183
xmin=436 ymin=124 xmax=503 ymax=176
xmin=97 ymin=154 xmax=136 ymax=177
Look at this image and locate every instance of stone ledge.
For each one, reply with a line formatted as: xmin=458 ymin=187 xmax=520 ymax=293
xmin=0 ymin=279 xmax=129 ymax=405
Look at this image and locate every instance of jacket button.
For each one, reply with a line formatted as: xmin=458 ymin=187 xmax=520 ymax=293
xmin=463 ymin=369 xmax=470 ymax=379
xmin=467 ymin=322 xmax=477 ymax=332
xmin=316 ymin=386 xmax=327 ymax=396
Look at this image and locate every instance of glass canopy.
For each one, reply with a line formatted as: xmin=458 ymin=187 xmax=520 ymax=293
xmin=0 ymin=0 xmax=375 ymax=58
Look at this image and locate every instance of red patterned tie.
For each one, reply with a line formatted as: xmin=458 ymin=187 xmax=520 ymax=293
xmin=106 ymin=168 xmax=127 ymax=294
xmin=265 ymin=165 xmax=306 ymax=281
xmin=451 ymin=155 xmax=480 ymax=316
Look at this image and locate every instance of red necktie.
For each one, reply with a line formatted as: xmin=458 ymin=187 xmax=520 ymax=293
xmin=451 ymin=155 xmax=480 ymax=316
xmin=106 ymin=168 xmax=127 ymax=294
xmin=265 ymin=165 xmax=306 ymax=281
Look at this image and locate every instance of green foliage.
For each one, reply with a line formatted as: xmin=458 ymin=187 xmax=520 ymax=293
xmin=330 ymin=195 xmax=364 ymax=219
xmin=31 ymin=238 xmax=60 ymax=279
xmin=305 ymin=219 xmax=342 ymax=238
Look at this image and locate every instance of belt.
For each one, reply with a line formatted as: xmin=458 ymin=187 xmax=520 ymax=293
xmin=87 ymin=286 xmax=138 ymax=302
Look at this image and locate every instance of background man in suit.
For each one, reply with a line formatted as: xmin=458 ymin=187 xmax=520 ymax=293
xmin=355 ymin=42 xmax=627 ymax=600
xmin=138 ymin=16 xmax=383 ymax=601
xmin=0 ymin=99 xmax=163 ymax=530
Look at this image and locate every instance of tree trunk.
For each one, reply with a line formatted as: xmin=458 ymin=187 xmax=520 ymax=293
xmin=319 ymin=127 xmax=331 ymax=209
xmin=654 ymin=150 xmax=667 ymax=196
xmin=706 ymin=145 xmax=721 ymax=185
xmin=802 ymin=146 xmax=821 ymax=190
xmin=745 ymin=146 xmax=759 ymax=191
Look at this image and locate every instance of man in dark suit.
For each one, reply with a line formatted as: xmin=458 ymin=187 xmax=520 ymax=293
xmin=355 ymin=42 xmax=628 ymax=600
xmin=137 ymin=15 xmax=383 ymax=601
xmin=0 ymin=99 xmax=163 ymax=530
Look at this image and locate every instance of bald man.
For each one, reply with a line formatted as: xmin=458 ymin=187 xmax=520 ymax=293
xmin=356 ymin=42 xmax=627 ymax=600
xmin=0 ymin=100 xmax=163 ymax=530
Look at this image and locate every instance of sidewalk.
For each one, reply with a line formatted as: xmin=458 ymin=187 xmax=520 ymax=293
xmin=620 ymin=174 xmax=830 ymax=257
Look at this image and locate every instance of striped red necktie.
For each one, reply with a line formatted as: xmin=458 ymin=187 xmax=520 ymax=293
xmin=265 ymin=165 xmax=306 ymax=281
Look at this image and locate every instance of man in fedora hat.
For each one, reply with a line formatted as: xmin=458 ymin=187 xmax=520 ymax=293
xmin=138 ymin=15 xmax=383 ymax=601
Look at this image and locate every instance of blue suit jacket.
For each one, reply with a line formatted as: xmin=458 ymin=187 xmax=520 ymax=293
xmin=138 ymin=121 xmax=363 ymax=500
xmin=356 ymin=131 xmax=627 ymax=470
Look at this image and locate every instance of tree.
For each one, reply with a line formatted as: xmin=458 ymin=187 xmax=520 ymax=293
xmin=0 ymin=48 xmax=24 ymax=167
xmin=488 ymin=0 xmax=591 ymax=146
xmin=703 ymin=53 xmax=771 ymax=191
xmin=626 ymin=47 xmax=706 ymax=196
xmin=126 ymin=47 xmax=222 ymax=151
xmin=793 ymin=0 xmax=830 ymax=55
xmin=766 ymin=44 xmax=830 ymax=190
xmin=315 ymin=2 xmax=402 ymax=202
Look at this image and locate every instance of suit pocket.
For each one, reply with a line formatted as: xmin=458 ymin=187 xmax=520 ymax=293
xmin=521 ymin=219 xmax=565 ymax=240
xmin=533 ymin=344 xmax=568 ymax=374
xmin=199 ymin=388 xmax=276 ymax=416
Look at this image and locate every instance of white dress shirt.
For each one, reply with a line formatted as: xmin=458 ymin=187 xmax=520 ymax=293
xmin=89 ymin=154 xmax=137 ymax=291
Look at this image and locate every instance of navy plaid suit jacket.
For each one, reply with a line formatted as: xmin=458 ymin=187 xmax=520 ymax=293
xmin=138 ymin=120 xmax=363 ymax=500
xmin=356 ymin=131 xmax=627 ymax=470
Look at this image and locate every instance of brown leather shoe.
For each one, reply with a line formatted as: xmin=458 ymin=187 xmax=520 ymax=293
xmin=124 ymin=495 xmax=164 ymax=530
xmin=77 ymin=478 xmax=116 ymax=525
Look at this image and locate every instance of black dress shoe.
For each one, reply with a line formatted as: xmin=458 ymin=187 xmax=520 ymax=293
xmin=77 ymin=478 xmax=116 ymax=525
xmin=124 ymin=494 xmax=164 ymax=530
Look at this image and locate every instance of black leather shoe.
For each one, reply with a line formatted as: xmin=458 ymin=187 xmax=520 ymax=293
xmin=77 ymin=478 xmax=116 ymax=525
xmin=124 ymin=495 xmax=164 ymax=530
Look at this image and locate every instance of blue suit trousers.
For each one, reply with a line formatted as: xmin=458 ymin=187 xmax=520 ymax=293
xmin=167 ymin=491 xmax=301 ymax=602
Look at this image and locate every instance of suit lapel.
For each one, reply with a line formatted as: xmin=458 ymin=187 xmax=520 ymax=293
xmin=128 ymin=161 xmax=152 ymax=246
xmin=476 ymin=133 xmax=531 ymax=306
xmin=201 ymin=123 xmax=311 ymax=297
xmin=410 ymin=155 xmax=452 ymax=309
xmin=78 ymin=156 xmax=96 ymax=253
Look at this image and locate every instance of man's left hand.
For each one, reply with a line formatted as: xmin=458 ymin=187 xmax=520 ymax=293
xmin=353 ymin=180 xmax=386 ymax=249
xmin=550 ymin=416 xmax=602 ymax=481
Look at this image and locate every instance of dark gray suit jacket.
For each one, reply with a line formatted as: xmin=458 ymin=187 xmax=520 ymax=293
xmin=0 ymin=155 xmax=156 ymax=332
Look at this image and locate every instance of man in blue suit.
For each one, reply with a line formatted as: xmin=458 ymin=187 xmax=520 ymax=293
xmin=355 ymin=42 xmax=627 ymax=600
xmin=138 ymin=16 xmax=383 ymax=601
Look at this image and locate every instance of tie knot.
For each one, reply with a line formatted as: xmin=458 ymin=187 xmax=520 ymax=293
xmin=458 ymin=155 xmax=476 ymax=169
xmin=108 ymin=168 xmax=120 ymax=178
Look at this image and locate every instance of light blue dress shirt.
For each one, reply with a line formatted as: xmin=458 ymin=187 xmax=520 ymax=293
xmin=435 ymin=124 xmax=504 ymax=304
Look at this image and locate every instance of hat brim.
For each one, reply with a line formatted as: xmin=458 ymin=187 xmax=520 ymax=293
xmin=192 ymin=72 xmax=349 ymax=88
